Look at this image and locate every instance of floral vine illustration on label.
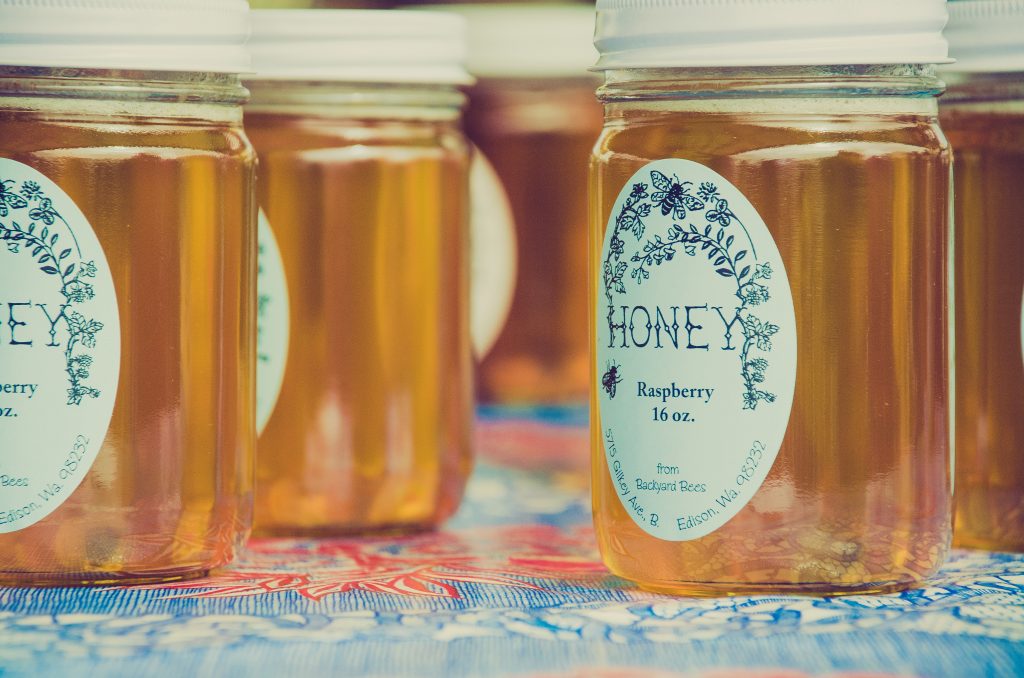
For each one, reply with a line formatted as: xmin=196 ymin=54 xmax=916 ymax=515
xmin=0 ymin=158 xmax=120 ymax=534
xmin=596 ymin=159 xmax=797 ymax=541
xmin=256 ymin=210 xmax=290 ymax=436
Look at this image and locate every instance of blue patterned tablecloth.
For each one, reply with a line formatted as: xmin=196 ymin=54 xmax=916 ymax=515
xmin=1 ymin=411 xmax=1022 ymax=678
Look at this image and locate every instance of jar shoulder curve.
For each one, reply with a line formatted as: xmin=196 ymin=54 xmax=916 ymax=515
xmin=941 ymin=106 xmax=1024 ymax=153
xmin=593 ymin=109 xmax=949 ymax=169
xmin=245 ymin=111 xmax=467 ymax=156
xmin=0 ymin=109 xmax=255 ymax=161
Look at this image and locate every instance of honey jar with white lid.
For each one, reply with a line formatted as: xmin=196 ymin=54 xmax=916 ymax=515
xmin=0 ymin=0 xmax=256 ymax=584
xmin=245 ymin=10 xmax=474 ymax=536
xmin=590 ymin=0 xmax=953 ymax=594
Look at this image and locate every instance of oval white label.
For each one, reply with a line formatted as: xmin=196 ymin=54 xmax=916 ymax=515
xmin=596 ymin=159 xmax=797 ymax=541
xmin=0 ymin=158 xmax=120 ymax=533
xmin=256 ymin=210 xmax=289 ymax=436
xmin=469 ymin=150 xmax=517 ymax=359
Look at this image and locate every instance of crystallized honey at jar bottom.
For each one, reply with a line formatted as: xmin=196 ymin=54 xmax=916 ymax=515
xmin=0 ymin=0 xmax=255 ymax=587
xmin=245 ymin=10 xmax=473 ymax=536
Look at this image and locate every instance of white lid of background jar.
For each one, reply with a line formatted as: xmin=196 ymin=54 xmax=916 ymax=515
xmin=0 ymin=0 xmax=250 ymax=73
xmin=594 ymin=0 xmax=951 ymax=69
xmin=945 ymin=1 xmax=1024 ymax=72
xmin=417 ymin=4 xmax=598 ymax=79
xmin=248 ymin=10 xmax=472 ymax=85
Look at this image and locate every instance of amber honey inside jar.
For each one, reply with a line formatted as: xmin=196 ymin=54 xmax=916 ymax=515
xmin=246 ymin=10 xmax=473 ymax=536
xmin=590 ymin=0 xmax=953 ymax=595
xmin=439 ymin=3 xmax=602 ymax=405
xmin=469 ymin=77 xmax=601 ymax=405
xmin=942 ymin=0 xmax=1024 ymax=552
xmin=0 ymin=0 xmax=255 ymax=585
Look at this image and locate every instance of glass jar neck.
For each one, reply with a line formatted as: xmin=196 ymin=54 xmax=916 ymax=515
xmin=468 ymin=76 xmax=602 ymax=134
xmin=0 ymin=66 xmax=246 ymax=123
xmin=598 ymin=65 xmax=944 ymax=102
xmin=942 ymin=72 xmax=1024 ymax=105
xmin=245 ymin=80 xmax=466 ymax=122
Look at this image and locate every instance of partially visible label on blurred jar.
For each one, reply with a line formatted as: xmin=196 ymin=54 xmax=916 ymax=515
xmin=0 ymin=158 xmax=120 ymax=533
xmin=256 ymin=210 xmax=290 ymax=436
xmin=469 ymin=150 xmax=517 ymax=359
xmin=596 ymin=159 xmax=797 ymax=541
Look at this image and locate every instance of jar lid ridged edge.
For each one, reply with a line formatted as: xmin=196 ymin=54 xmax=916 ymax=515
xmin=0 ymin=0 xmax=251 ymax=74
xmin=945 ymin=0 xmax=1024 ymax=73
xmin=593 ymin=0 xmax=951 ymax=69
xmin=247 ymin=9 xmax=472 ymax=86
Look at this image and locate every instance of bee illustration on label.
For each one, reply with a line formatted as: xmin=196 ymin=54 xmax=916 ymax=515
xmin=602 ymin=360 xmax=623 ymax=399
xmin=650 ymin=170 xmax=704 ymax=220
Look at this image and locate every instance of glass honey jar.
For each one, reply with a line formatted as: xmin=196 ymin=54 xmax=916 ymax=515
xmin=246 ymin=10 xmax=474 ymax=536
xmin=0 ymin=0 xmax=255 ymax=584
xmin=590 ymin=0 xmax=954 ymax=594
xmin=942 ymin=0 xmax=1024 ymax=552
xmin=437 ymin=3 xmax=603 ymax=406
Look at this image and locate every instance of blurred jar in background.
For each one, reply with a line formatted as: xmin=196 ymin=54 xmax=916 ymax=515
xmin=246 ymin=10 xmax=474 ymax=536
xmin=942 ymin=0 xmax=1024 ymax=552
xmin=430 ymin=4 xmax=602 ymax=406
xmin=0 ymin=0 xmax=255 ymax=584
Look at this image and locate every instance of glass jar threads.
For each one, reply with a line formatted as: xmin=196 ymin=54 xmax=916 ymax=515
xmin=0 ymin=0 xmax=255 ymax=584
xmin=942 ymin=0 xmax=1024 ymax=552
xmin=246 ymin=10 xmax=474 ymax=535
xmin=590 ymin=0 xmax=953 ymax=594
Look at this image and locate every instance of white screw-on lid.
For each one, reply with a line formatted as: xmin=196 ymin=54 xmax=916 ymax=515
xmin=418 ymin=4 xmax=597 ymax=79
xmin=0 ymin=0 xmax=250 ymax=74
xmin=945 ymin=1 xmax=1024 ymax=72
xmin=248 ymin=9 xmax=472 ymax=85
xmin=594 ymin=0 xmax=951 ymax=69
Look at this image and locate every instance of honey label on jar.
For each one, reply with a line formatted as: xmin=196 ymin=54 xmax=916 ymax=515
xmin=0 ymin=159 xmax=120 ymax=533
xmin=596 ymin=158 xmax=797 ymax=541
xmin=256 ymin=210 xmax=289 ymax=436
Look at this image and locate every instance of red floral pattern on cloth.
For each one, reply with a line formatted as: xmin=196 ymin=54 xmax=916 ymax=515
xmin=118 ymin=525 xmax=610 ymax=601
xmin=2 ymin=413 xmax=1022 ymax=677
